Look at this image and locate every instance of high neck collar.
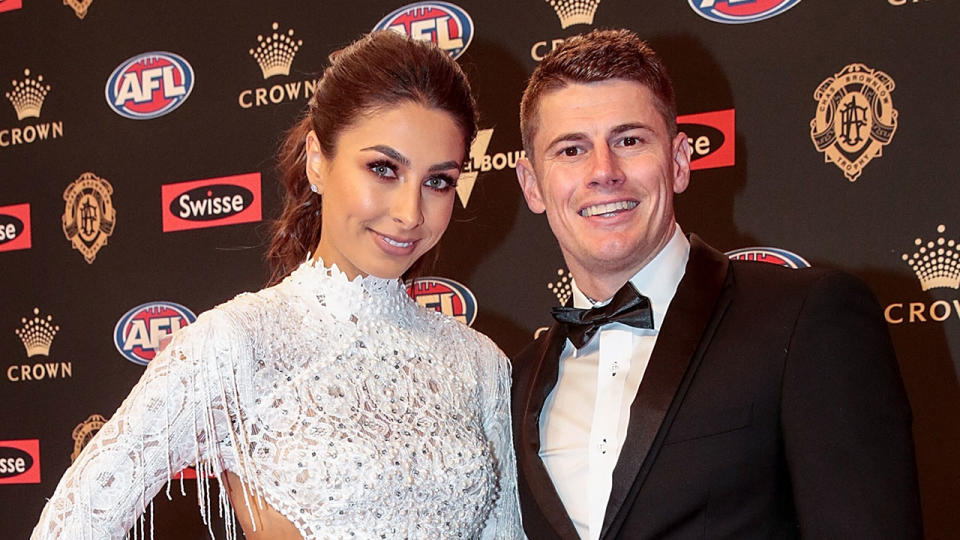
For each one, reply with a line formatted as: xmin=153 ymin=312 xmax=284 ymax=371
xmin=283 ymin=255 xmax=410 ymax=320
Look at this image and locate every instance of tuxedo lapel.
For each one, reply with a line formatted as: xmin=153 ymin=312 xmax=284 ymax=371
xmin=517 ymin=322 xmax=582 ymax=539
xmin=600 ymin=235 xmax=732 ymax=538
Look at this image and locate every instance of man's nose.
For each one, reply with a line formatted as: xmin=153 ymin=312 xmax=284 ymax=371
xmin=588 ymin=145 xmax=625 ymax=187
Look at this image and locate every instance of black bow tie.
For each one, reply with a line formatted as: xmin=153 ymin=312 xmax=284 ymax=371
xmin=551 ymin=282 xmax=654 ymax=349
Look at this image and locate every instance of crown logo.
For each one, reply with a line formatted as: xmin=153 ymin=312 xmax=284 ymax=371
xmin=546 ymin=0 xmax=601 ymax=29
xmin=902 ymin=224 xmax=960 ymax=291
xmin=249 ymin=22 xmax=303 ymax=79
xmin=548 ymin=268 xmax=573 ymax=305
xmin=15 ymin=307 xmax=60 ymax=357
xmin=5 ymin=69 xmax=51 ymax=120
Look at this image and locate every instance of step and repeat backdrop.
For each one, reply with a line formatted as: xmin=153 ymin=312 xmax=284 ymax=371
xmin=2 ymin=0 xmax=958 ymax=537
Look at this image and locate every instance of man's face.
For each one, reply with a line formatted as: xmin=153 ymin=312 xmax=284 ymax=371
xmin=517 ymin=79 xmax=690 ymax=286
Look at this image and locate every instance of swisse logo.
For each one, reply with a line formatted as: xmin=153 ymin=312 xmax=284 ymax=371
xmin=689 ymin=0 xmax=802 ymax=24
xmin=174 ymin=185 xmax=252 ymax=220
xmin=726 ymin=247 xmax=811 ymax=268
xmin=0 ymin=203 xmax=30 ymax=252
xmin=106 ymin=52 xmax=194 ymax=120
xmin=114 ymin=302 xmax=197 ymax=365
xmin=374 ymin=2 xmax=474 ymax=60
xmin=162 ymin=173 xmax=261 ymax=232
xmin=677 ymin=109 xmax=735 ymax=171
xmin=0 ymin=439 xmax=40 ymax=484
xmin=0 ymin=0 xmax=22 ymax=13
xmin=406 ymin=277 xmax=477 ymax=326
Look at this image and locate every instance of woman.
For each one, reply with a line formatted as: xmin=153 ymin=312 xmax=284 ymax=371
xmin=32 ymin=31 xmax=522 ymax=539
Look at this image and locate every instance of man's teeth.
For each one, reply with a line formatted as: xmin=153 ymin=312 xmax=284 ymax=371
xmin=382 ymin=235 xmax=413 ymax=248
xmin=580 ymin=200 xmax=638 ymax=217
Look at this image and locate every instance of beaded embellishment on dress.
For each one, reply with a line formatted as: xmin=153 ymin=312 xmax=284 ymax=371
xmin=32 ymin=258 xmax=522 ymax=539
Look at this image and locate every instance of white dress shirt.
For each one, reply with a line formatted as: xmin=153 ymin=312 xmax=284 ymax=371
xmin=538 ymin=225 xmax=690 ymax=540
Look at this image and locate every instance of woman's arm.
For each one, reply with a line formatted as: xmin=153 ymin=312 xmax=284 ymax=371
xmin=31 ymin=310 xmax=252 ymax=540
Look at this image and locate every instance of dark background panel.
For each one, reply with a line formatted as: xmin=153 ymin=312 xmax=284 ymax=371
xmin=2 ymin=0 xmax=957 ymax=538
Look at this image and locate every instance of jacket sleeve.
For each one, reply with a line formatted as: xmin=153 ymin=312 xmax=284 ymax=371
xmin=31 ymin=309 xmax=252 ymax=540
xmin=781 ymin=271 xmax=923 ymax=538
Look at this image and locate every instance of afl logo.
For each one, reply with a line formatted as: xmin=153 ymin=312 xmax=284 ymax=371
xmin=114 ymin=302 xmax=197 ymax=365
xmin=406 ymin=277 xmax=477 ymax=326
xmin=105 ymin=52 xmax=194 ymax=119
xmin=726 ymin=247 xmax=811 ymax=269
xmin=689 ymin=0 xmax=802 ymax=24
xmin=373 ymin=2 xmax=474 ymax=60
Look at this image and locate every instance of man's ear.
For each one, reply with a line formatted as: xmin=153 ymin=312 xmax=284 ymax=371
xmin=516 ymin=157 xmax=546 ymax=214
xmin=671 ymin=132 xmax=692 ymax=195
xmin=305 ymin=130 xmax=326 ymax=194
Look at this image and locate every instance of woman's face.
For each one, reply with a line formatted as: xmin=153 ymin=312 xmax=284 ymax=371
xmin=306 ymin=101 xmax=465 ymax=280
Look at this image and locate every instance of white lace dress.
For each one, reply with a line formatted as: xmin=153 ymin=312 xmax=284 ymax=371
xmin=31 ymin=259 xmax=522 ymax=539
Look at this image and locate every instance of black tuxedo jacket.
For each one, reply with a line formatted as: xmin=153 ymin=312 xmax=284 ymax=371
xmin=512 ymin=236 xmax=922 ymax=539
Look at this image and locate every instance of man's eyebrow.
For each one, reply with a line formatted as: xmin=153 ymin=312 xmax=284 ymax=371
xmin=545 ymin=132 xmax=589 ymax=150
xmin=362 ymin=145 xmax=460 ymax=172
xmin=610 ymin=122 xmax=655 ymax=136
xmin=545 ymin=123 xmax=656 ymax=149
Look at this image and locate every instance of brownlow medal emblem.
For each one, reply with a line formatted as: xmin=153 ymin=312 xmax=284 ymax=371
xmin=810 ymin=63 xmax=898 ymax=182
xmin=62 ymin=172 xmax=116 ymax=263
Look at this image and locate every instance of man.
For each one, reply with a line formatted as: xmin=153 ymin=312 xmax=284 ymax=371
xmin=512 ymin=29 xmax=922 ymax=539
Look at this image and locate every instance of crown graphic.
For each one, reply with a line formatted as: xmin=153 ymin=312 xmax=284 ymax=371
xmin=15 ymin=307 xmax=60 ymax=357
xmin=249 ymin=22 xmax=303 ymax=79
xmin=548 ymin=268 xmax=573 ymax=305
xmin=5 ymin=69 xmax=51 ymax=120
xmin=902 ymin=224 xmax=960 ymax=291
xmin=546 ymin=0 xmax=601 ymax=29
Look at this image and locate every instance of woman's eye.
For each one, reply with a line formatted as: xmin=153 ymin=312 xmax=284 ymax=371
xmin=425 ymin=175 xmax=456 ymax=191
xmin=369 ymin=162 xmax=397 ymax=178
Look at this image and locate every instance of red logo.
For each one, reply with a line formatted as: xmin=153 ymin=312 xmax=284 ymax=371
xmin=405 ymin=277 xmax=477 ymax=325
xmin=0 ymin=0 xmax=23 ymax=14
xmin=0 ymin=439 xmax=40 ymax=484
xmin=677 ymin=109 xmax=735 ymax=171
xmin=161 ymin=172 xmax=262 ymax=232
xmin=0 ymin=203 xmax=30 ymax=252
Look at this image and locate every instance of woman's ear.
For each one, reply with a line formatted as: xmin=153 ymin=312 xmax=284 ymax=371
xmin=305 ymin=130 xmax=326 ymax=194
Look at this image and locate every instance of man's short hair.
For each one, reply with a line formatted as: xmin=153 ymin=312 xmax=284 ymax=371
xmin=520 ymin=29 xmax=678 ymax=157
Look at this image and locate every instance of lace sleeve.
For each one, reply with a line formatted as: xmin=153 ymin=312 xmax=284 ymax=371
xmin=478 ymin=339 xmax=525 ymax=540
xmin=31 ymin=309 xmax=254 ymax=540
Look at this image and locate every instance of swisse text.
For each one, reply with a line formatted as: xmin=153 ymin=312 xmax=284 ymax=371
xmin=0 ymin=449 xmax=32 ymax=477
xmin=172 ymin=185 xmax=253 ymax=221
xmin=0 ymin=217 xmax=23 ymax=242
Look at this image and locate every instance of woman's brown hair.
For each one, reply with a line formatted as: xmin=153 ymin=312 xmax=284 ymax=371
xmin=267 ymin=31 xmax=477 ymax=285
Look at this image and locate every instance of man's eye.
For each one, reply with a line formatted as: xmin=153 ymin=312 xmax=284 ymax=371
xmin=622 ymin=136 xmax=640 ymax=146
xmin=562 ymin=147 xmax=580 ymax=157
